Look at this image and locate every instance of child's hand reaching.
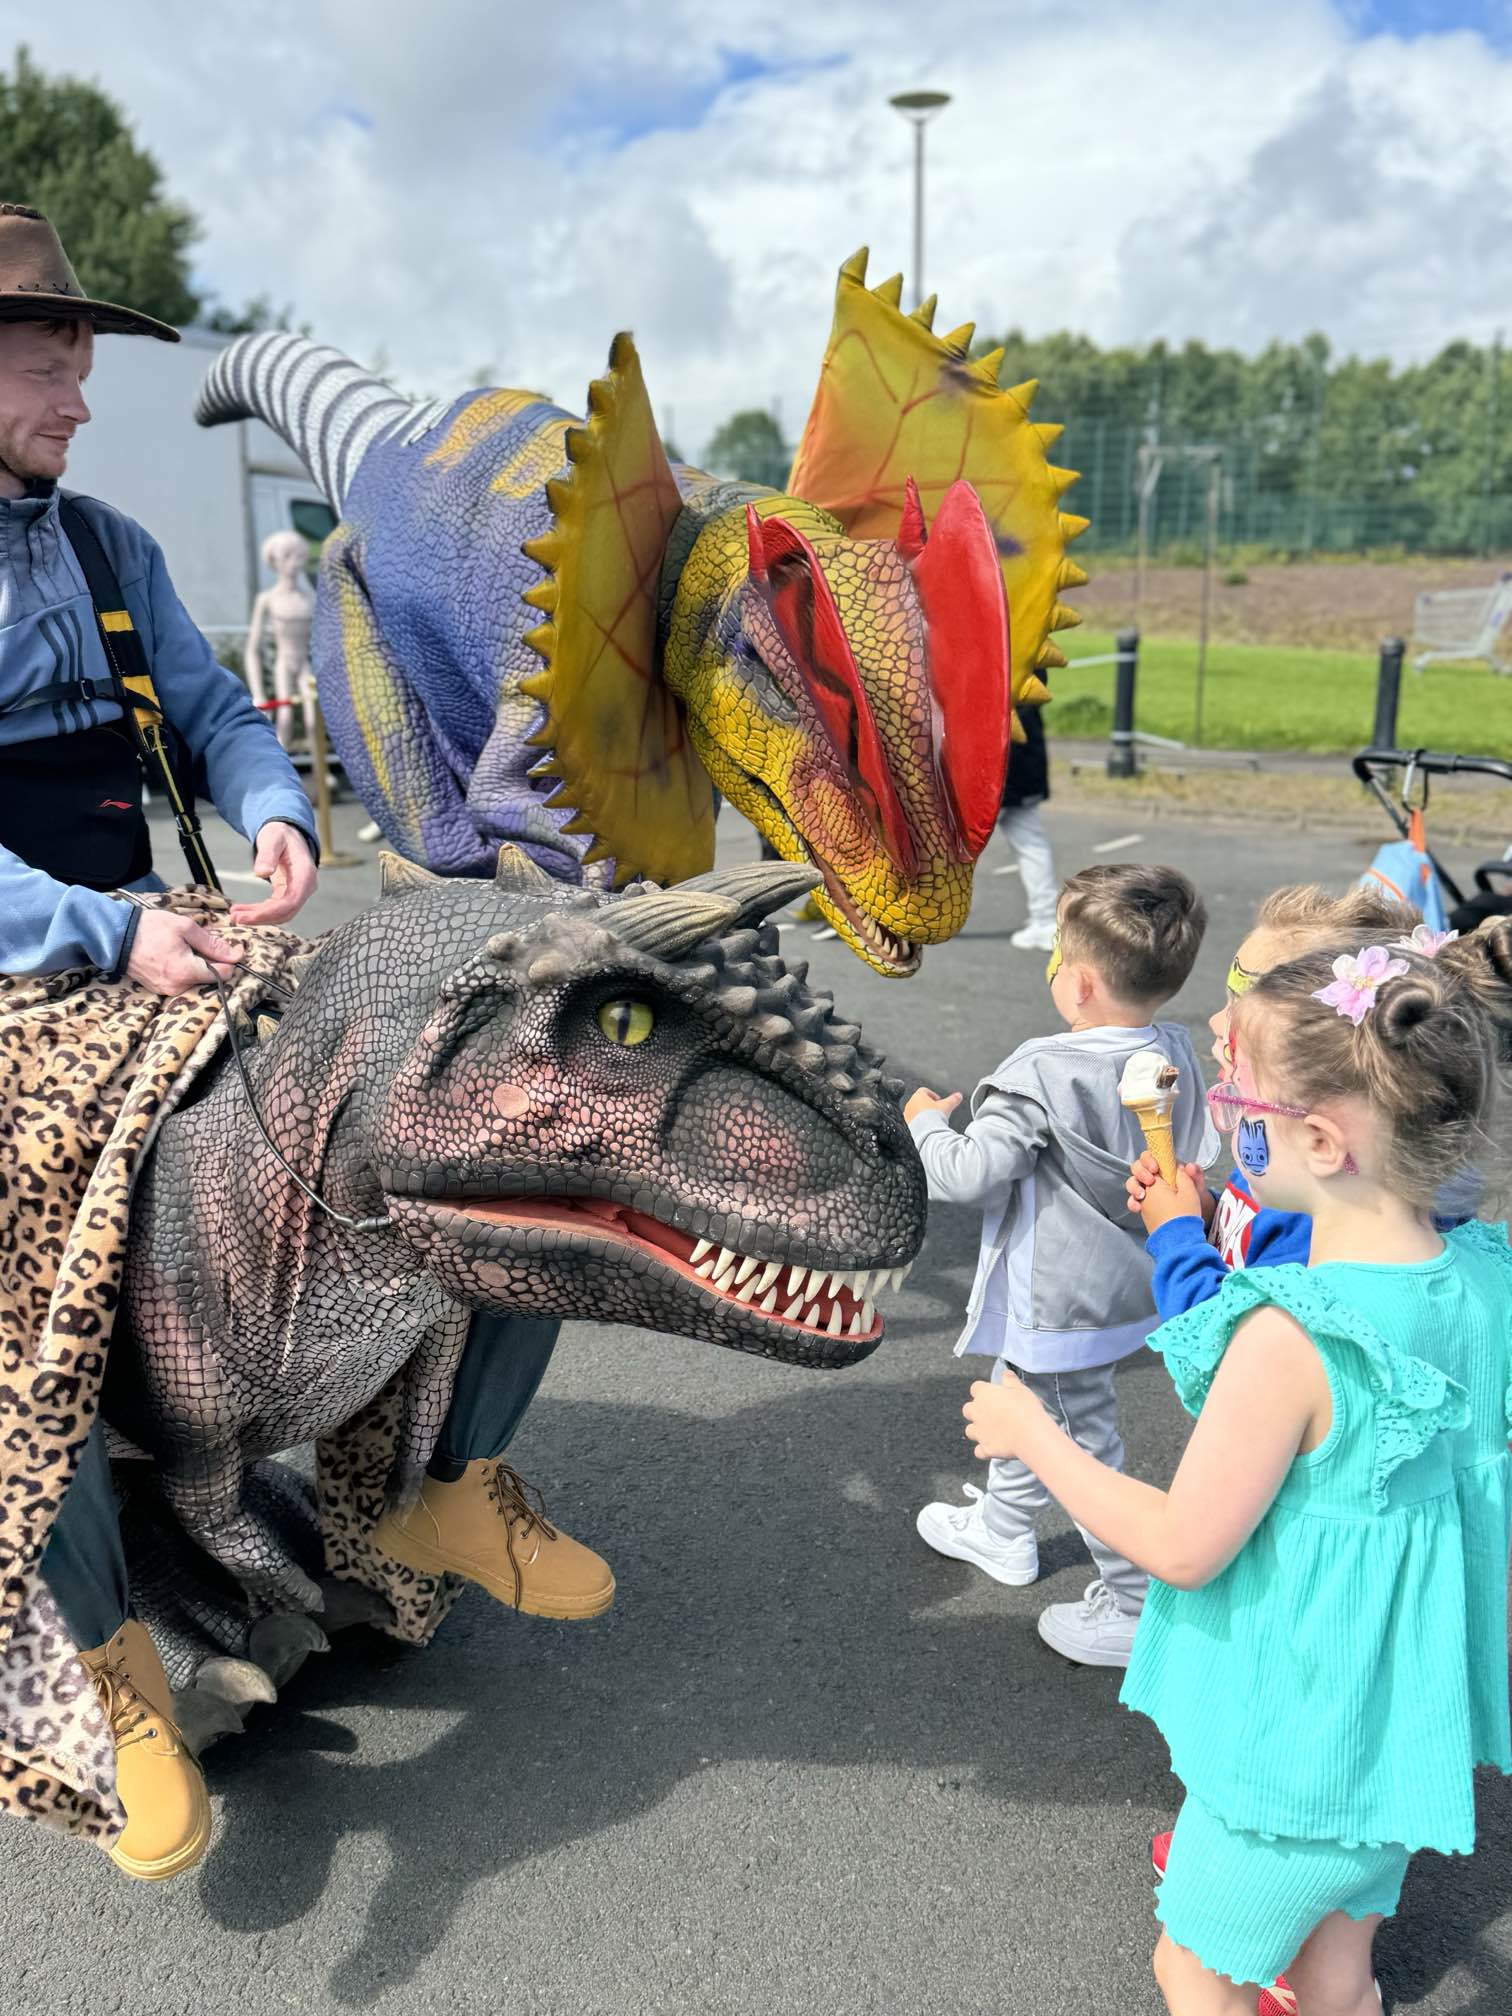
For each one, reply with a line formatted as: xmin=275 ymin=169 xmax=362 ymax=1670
xmin=903 ymin=1086 xmax=962 ymax=1125
xmin=963 ymin=1376 xmax=1046 ymax=1462
xmin=1125 ymin=1155 xmax=1211 ymax=1234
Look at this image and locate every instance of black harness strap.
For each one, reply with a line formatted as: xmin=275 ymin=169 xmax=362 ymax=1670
xmin=57 ymin=496 xmax=221 ymax=892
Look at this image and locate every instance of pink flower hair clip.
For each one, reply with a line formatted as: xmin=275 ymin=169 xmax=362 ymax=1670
xmin=1391 ymin=923 xmax=1459 ymax=958
xmin=1311 ymin=944 xmax=1410 ymax=1026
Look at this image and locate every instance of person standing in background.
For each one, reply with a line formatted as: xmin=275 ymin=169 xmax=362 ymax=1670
xmin=999 ymin=702 xmax=1058 ymax=953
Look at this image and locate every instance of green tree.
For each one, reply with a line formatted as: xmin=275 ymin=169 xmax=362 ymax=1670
xmin=705 ymin=408 xmax=789 ymax=485
xmin=0 ymin=45 xmax=200 ymax=325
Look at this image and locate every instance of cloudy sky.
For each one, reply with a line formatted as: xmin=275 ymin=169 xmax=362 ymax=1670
xmin=25 ymin=1 xmax=1512 ymax=453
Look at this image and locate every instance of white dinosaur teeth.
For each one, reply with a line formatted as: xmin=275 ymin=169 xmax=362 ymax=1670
xmin=736 ymin=1277 xmax=759 ymax=1303
xmin=825 ymin=1303 xmax=845 ymax=1337
xmin=827 ymin=1269 xmax=848 ymax=1298
xmin=803 ymin=1302 xmax=824 ymax=1329
xmin=861 ymin=1299 xmax=874 ymax=1330
xmin=756 ymin=1260 xmax=782 ymax=1294
xmin=851 ymin=1269 xmax=871 ymax=1302
xmin=760 ymin=1287 xmax=779 ymax=1313
xmin=690 ymin=1238 xmax=713 ymax=1264
xmin=695 ymin=1258 xmax=717 ymax=1279
xmin=783 ymin=1296 xmax=805 ymax=1319
xmin=717 ymin=1245 xmax=738 ymax=1276
xmin=787 ymin=1264 xmax=806 ymax=1297
xmin=735 ymin=1253 xmax=760 ymax=1285
xmin=848 ymin=1310 xmax=866 ymax=1336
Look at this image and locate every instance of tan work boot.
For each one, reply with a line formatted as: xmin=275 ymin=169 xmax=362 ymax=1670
xmin=79 ymin=1620 xmax=212 ymax=1881
xmin=373 ymin=1460 xmax=615 ymax=1619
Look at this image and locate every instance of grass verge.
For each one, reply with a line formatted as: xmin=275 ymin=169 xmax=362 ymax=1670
xmin=1051 ymin=631 xmax=1512 ymax=755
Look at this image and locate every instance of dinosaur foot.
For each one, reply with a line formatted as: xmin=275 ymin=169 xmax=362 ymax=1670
xmin=315 ymin=1575 xmax=394 ymax=1634
xmin=170 ymin=1613 xmax=333 ymax=1753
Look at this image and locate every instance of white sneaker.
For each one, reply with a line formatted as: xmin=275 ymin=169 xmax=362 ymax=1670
xmin=1037 ymin=1578 xmax=1141 ymax=1668
xmin=1009 ymin=922 xmax=1057 ymax=952
xmin=915 ymin=1484 xmax=1039 ymax=1587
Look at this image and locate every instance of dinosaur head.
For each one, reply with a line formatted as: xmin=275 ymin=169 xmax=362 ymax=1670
xmin=659 ymin=479 xmax=1012 ymax=977
xmin=356 ymin=853 xmax=924 ymax=1366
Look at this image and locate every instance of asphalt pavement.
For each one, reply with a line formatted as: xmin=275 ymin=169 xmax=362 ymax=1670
xmin=1 ymin=792 xmax=1505 ymax=2016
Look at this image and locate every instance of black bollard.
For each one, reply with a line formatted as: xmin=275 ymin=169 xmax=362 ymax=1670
xmin=1371 ymin=637 xmax=1405 ymax=750
xmin=1107 ymin=628 xmax=1139 ymax=778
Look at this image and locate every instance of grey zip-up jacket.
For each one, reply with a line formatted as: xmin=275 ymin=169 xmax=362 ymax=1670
xmin=910 ymin=1022 xmax=1220 ymax=1371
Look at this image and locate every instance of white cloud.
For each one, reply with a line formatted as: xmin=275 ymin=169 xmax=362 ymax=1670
xmin=17 ymin=1 xmax=1512 ymax=457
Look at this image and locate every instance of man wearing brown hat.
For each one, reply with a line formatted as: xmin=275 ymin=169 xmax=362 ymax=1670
xmin=0 ymin=203 xmax=321 ymax=1880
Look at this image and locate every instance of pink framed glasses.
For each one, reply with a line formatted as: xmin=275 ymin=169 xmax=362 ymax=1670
xmin=1205 ymin=1082 xmax=1309 ymax=1126
xmin=1205 ymin=1081 xmax=1359 ymax=1172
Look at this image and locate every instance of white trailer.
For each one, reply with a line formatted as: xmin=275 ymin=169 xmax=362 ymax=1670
xmin=61 ymin=324 xmax=333 ymax=638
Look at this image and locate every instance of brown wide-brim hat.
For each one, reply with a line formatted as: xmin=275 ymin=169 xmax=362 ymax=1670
xmin=0 ymin=204 xmax=179 ymax=342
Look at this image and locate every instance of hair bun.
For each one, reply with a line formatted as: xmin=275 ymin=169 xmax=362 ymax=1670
xmin=1377 ymin=977 xmax=1436 ymax=1048
xmin=1475 ymin=916 xmax=1512 ymax=989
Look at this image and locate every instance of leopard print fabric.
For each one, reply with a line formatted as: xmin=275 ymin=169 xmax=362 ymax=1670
xmin=0 ymin=893 xmax=477 ymax=1844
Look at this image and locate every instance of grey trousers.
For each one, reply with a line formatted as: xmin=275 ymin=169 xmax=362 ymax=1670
xmin=980 ymin=1356 xmax=1148 ymax=1614
xmin=40 ymin=1315 xmax=563 ymax=1649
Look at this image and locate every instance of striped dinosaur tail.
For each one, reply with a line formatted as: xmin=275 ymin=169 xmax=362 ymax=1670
xmin=193 ymin=330 xmax=449 ymax=514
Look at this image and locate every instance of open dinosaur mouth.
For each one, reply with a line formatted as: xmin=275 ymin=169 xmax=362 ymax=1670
xmin=804 ymin=852 xmax=921 ymax=975
xmin=428 ymin=1195 xmax=910 ymax=1343
xmin=739 ymin=775 xmax=921 ymax=974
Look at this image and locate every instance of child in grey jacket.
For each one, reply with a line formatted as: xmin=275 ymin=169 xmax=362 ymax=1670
xmin=906 ymin=864 xmax=1218 ymax=1668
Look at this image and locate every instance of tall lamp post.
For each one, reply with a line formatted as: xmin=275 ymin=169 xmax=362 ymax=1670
xmin=888 ymin=90 xmax=952 ymax=310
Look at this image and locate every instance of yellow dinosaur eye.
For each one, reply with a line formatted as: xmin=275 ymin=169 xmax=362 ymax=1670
xmin=597 ymin=999 xmax=654 ymax=1046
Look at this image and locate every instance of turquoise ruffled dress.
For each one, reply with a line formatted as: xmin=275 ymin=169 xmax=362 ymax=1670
xmin=1122 ymin=1221 xmax=1512 ymax=1863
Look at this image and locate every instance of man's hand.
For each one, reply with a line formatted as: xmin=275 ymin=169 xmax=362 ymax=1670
xmin=229 ymin=822 xmax=318 ymax=925
xmin=962 ymin=1376 xmax=1045 ymax=1463
xmin=1127 ymin=1157 xmax=1209 ymax=1235
xmin=126 ymin=910 xmax=238 ymax=996
xmin=903 ymin=1086 xmax=963 ymax=1125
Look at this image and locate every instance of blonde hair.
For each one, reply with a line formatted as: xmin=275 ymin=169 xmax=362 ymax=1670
xmin=1235 ymin=919 xmax=1512 ymax=1212
xmin=1252 ymin=883 xmax=1417 ymax=952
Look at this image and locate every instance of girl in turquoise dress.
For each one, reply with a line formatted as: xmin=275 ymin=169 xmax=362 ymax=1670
xmin=964 ymin=922 xmax=1512 ymax=2014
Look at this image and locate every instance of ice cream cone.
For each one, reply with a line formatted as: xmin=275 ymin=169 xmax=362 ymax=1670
xmin=1131 ymin=1104 xmax=1177 ymax=1187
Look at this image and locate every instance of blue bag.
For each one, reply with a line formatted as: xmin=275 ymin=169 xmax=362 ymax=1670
xmin=1360 ymin=808 xmax=1449 ymax=930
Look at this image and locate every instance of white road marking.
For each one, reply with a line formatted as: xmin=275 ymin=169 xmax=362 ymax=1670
xmin=992 ymin=862 xmax=1022 ymax=876
xmin=1092 ymin=832 xmax=1145 ymax=854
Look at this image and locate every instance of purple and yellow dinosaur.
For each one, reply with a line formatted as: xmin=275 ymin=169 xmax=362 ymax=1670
xmin=197 ymin=251 xmax=1087 ymax=976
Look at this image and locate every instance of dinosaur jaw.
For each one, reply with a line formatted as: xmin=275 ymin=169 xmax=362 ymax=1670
xmin=389 ymin=1194 xmax=911 ymax=1368
xmin=730 ymin=771 xmax=923 ymax=978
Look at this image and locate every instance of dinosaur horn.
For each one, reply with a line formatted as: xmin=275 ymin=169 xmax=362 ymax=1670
xmin=194 ymin=331 xmax=447 ymax=515
xmin=607 ymin=890 xmax=744 ymax=961
xmin=897 ymin=477 xmax=927 ymax=564
xmin=495 ymin=843 xmax=558 ymax=892
xmin=379 ymin=850 xmax=442 ymax=897
xmin=745 ymin=504 xmax=768 ymax=583
xmin=908 ymin=479 xmax=1011 ymax=863
xmin=675 ymin=859 xmax=821 ymax=924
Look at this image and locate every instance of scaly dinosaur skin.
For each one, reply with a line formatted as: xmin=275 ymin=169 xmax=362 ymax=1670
xmin=113 ymin=857 xmax=924 ymax=1615
xmin=196 ymin=253 xmax=1086 ymax=980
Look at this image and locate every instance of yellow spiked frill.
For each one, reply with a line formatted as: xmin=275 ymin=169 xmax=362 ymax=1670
xmin=787 ymin=249 xmax=1088 ymax=740
xmin=518 ymin=332 xmax=716 ymax=886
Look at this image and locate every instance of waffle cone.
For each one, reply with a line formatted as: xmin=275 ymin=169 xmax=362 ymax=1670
xmin=1130 ymin=1104 xmax=1177 ymax=1187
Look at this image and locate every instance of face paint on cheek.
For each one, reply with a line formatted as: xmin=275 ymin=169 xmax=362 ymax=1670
xmin=1045 ymin=929 xmax=1062 ymax=984
xmin=1236 ymin=1116 xmax=1270 ymax=1177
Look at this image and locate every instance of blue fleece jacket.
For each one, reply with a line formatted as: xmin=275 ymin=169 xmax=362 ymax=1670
xmin=0 ymin=488 xmax=316 ymax=977
xmin=1146 ymin=1169 xmax=1311 ymax=1320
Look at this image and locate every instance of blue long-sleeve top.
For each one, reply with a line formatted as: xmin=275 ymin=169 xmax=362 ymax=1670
xmin=1146 ymin=1168 xmax=1311 ymax=1320
xmin=0 ymin=488 xmax=317 ymax=977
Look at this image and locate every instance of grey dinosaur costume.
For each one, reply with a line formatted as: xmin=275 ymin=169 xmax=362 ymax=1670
xmin=112 ymin=853 xmax=922 ymax=1621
